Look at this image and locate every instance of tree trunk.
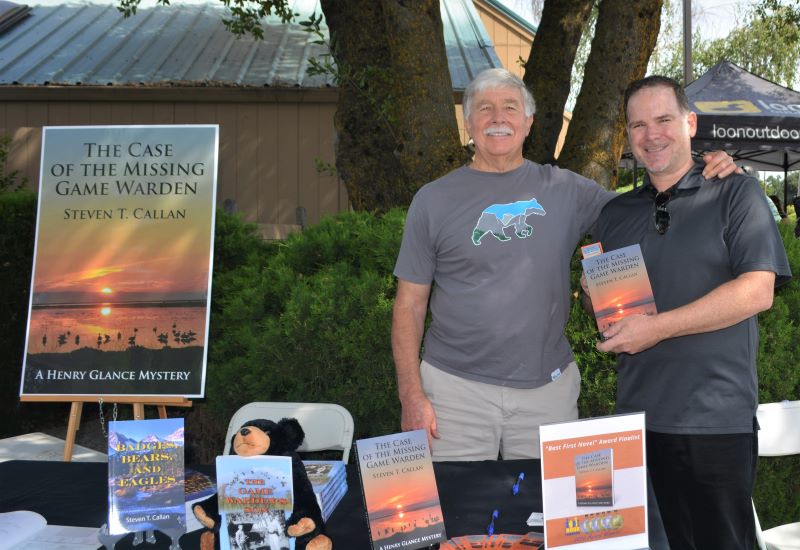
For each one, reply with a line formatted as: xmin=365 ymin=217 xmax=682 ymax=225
xmin=522 ymin=0 xmax=594 ymax=165
xmin=320 ymin=0 xmax=467 ymax=211
xmin=558 ymin=0 xmax=663 ymax=189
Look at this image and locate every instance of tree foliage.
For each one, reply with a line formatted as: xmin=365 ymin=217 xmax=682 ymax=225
xmin=695 ymin=5 xmax=800 ymax=87
xmin=650 ymin=1 xmax=800 ymax=87
xmin=117 ymin=0 xmax=296 ymax=33
xmin=755 ymin=0 xmax=800 ymax=41
xmin=0 ymin=135 xmax=26 ymax=193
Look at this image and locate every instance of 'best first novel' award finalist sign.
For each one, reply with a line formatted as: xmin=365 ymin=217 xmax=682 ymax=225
xmin=20 ymin=125 xmax=219 ymax=398
xmin=540 ymin=413 xmax=648 ymax=550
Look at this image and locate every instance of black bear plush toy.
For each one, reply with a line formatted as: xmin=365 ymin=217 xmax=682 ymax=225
xmin=193 ymin=418 xmax=333 ymax=550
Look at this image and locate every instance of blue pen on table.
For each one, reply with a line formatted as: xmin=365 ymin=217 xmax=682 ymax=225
xmin=512 ymin=472 xmax=525 ymax=495
xmin=487 ymin=509 xmax=499 ymax=535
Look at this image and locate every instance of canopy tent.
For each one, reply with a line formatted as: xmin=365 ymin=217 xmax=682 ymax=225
xmin=685 ymin=59 xmax=800 ymax=207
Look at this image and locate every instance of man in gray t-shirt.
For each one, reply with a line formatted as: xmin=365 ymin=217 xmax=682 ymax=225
xmin=392 ymin=68 xmax=737 ymax=461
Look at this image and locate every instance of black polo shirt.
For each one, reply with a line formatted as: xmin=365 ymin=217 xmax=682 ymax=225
xmin=591 ymin=162 xmax=791 ymax=434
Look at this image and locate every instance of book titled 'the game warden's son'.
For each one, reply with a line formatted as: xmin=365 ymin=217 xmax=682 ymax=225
xmin=581 ymin=243 xmax=657 ymax=334
xmin=215 ymin=455 xmax=294 ymax=550
xmin=356 ymin=429 xmax=446 ymax=550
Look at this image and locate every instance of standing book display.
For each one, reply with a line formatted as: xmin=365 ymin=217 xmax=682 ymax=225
xmin=215 ymin=455 xmax=294 ymax=550
xmin=105 ymin=417 xmax=186 ymax=548
xmin=356 ymin=429 xmax=446 ymax=550
xmin=581 ymin=243 xmax=656 ymax=333
xmin=540 ymin=413 xmax=648 ymax=549
xmin=19 ymin=125 xmax=219 ymax=460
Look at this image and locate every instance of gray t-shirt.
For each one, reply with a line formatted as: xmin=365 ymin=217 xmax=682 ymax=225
xmin=394 ymin=160 xmax=613 ymax=388
xmin=592 ymin=163 xmax=791 ymax=434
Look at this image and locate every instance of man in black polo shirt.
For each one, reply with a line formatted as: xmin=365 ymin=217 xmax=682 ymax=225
xmin=589 ymin=75 xmax=791 ymax=550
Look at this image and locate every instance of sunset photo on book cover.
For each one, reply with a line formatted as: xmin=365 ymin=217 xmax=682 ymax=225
xmin=357 ymin=430 xmax=446 ymax=550
xmin=574 ymin=449 xmax=614 ymax=507
xmin=21 ymin=126 xmax=218 ymax=397
xmin=581 ymin=244 xmax=656 ymax=333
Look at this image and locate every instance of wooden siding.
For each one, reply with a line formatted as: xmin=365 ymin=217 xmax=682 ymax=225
xmin=473 ymin=0 xmax=533 ymax=81
xmin=464 ymin=3 xmax=571 ymax=159
xmin=0 ymin=89 xmax=346 ymax=240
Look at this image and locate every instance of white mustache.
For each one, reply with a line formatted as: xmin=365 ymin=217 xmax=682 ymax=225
xmin=484 ymin=126 xmax=513 ymax=136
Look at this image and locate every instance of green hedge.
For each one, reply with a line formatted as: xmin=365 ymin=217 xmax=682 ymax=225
xmin=1 ymin=198 xmax=797 ymax=528
xmin=751 ymin=223 xmax=800 ymax=529
xmin=206 ymin=210 xmax=405 ymax=444
xmin=0 ymin=190 xmax=68 ymax=434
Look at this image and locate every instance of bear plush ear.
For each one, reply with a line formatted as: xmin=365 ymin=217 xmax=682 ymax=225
xmin=271 ymin=417 xmax=305 ymax=455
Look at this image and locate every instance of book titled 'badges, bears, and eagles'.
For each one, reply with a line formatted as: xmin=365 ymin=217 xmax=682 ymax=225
xmin=356 ymin=429 xmax=446 ymax=550
xmin=107 ymin=417 xmax=186 ymax=535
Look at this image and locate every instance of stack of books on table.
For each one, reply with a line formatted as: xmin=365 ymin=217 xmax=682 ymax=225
xmin=303 ymin=460 xmax=348 ymax=522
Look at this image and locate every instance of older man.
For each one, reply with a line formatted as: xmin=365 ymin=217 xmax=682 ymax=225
xmin=590 ymin=75 xmax=791 ymax=549
xmin=391 ymin=68 xmax=736 ymax=461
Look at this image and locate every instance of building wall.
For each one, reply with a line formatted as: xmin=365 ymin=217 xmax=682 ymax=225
xmin=467 ymin=0 xmax=570 ymax=159
xmin=0 ymin=3 xmax=554 ymax=239
xmin=0 ymin=88 xmax=347 ymax=240
xmin=473 ymin=0 xmax=534 ymax=81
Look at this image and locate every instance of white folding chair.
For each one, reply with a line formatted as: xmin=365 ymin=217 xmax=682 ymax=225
xmin=754 ymin=400 xmax=800 ymax=550
xmin=223 ymin=402 xmax=355 ymax=462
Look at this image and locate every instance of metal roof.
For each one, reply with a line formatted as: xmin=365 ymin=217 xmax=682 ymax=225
xmin=0 ymin=0 xmax=502 ymax=90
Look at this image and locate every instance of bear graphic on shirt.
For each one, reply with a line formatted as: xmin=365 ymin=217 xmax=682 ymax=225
xmin=472 ymin=197 xmax=546 ymax=245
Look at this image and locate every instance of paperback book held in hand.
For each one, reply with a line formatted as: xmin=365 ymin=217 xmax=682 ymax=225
xmin=215 ymin=455 xmax=294 ymax=550
xmin=107 ymin=418 xmax=186 ymax=535
xmin=356 ymin=429 xmax=446 ymax=550
xmin=581 ymin=243 xmax=656 ymax=333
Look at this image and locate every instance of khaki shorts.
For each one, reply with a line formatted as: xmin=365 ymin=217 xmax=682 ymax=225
xmin=420 ymin=360 xmax=580 ymax=461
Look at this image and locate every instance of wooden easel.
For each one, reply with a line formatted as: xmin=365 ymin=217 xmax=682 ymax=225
xmin=20 ymin=395 xmax=192 ymax=461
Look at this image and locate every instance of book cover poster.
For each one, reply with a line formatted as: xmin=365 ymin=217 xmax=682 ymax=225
xmin=21 ymin=125 xmax=219 ymax=397
xmin=540 ymin=413 xmax=647 ymax=549
xmin=356 ymin=429 xmax=446 ymax=550
xmin=581 ymin=244 xmax=656 ymax=333
xmin=108 ymin=417 xmax=185 ymax=535
xmin=574 ymin=449 xmax=614 ymax=507
xmin=215 ymin=455 xmax=294 ymax=550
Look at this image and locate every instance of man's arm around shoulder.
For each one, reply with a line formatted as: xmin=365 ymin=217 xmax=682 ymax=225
xmin=392 ymin=279 xmax=439 ymax=444
xmin=597 ymin=271 xmax=776 ymax=355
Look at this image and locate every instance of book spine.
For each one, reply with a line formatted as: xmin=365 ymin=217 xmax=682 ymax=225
xmin=355 ymin=442 xmax=378 ymax=550
xmin=320 ymin=481 xmax=348 ymax=522
xmin=316 ymin=473 xmax=347 ymax=500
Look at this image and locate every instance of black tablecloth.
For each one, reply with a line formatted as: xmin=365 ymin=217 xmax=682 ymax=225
xmin=0 ymin=459 xmax=668 ymax=549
